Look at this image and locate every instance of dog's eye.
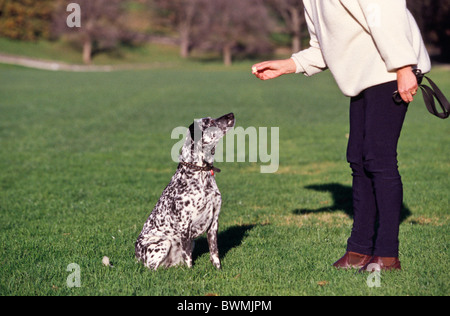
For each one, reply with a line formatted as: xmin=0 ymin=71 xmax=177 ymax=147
xmin=203 ymin=118 xmax=215 ymax=127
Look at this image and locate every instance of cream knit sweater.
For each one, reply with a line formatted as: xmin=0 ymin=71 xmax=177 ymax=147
xmin=291 ymin=0 xmax=431 ymax=97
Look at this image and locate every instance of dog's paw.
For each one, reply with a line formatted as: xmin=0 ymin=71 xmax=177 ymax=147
xmin=210 ymin=257 xmax=221 ymax=269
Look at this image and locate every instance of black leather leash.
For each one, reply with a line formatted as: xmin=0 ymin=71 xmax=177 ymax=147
xmin=393 ymin=69 xmax=450 ymax=119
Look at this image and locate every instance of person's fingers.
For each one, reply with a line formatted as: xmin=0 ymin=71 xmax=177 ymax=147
xmin=252 ymin=62 xmax=275 ymax=79
xmin=253 ymin=61 xmax=275 ymax=73
xmin=252 ymin=59 xmax=294 ymax=80
xmin=258 ymin=69 xmax=283 ymax=80
xmin=259 ymin=72 xmax=275 ymax=80
xmin=396 ymin=66 xmax=418 ymax=103
xmin=398 ymin=83 xmax=417 ymax=103
xmin=251 ymin=63 xmax=263 ymax=73
xmin=255 ymin=71 xmax=270 ymax=80
xmin=400 ymin=90 xmax=413 ymax=103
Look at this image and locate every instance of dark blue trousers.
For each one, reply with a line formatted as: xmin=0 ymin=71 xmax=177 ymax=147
xmin=346 ymin=81 xmax=408 ymax=258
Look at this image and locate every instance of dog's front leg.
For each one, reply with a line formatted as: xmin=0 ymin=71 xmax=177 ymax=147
xmin=181 ymin=233 xmax=194 ymax=268
xmin=207 ymin=218 xmax=221 ymax=269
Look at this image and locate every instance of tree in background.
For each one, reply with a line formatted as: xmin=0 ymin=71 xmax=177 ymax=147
xmin=267 ymin=0 xmax=305 ymax=53
xmin=152 ymin=0 xmax=274 ymax=64
xmin=0 ymin=0 xmax=54 ymax=40
xmin=407 ymin=0 xmax=450 ymax=63
xmin=1 ymin=0 xmax=448 ymax=64
xmin=200 ymin=0 xmax=274 ymax=66
xmin=152 ymin=0 xmax=205 ymax=58
xmin=52 ymin=0 xmax=131 ymax=64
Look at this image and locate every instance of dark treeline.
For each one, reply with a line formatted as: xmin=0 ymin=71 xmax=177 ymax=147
xmin=0 ymin=0 xmax=448 ymax=64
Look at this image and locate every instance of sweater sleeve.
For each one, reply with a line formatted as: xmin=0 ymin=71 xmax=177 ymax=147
xmin=291 ymin=7 xmax=327 ymax=76
xmin=357 ymin=0 xmax=418 ymax=71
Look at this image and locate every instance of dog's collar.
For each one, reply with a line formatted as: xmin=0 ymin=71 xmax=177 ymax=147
xmin=178 ymin=161 xmax=221 ymax=176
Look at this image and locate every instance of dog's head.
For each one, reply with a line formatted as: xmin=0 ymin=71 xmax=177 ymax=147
xmin=181 ymin=113 xmax=235 ymax=164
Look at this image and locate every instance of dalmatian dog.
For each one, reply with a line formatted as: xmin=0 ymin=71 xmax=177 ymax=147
xmin=135 ymin=113 xmax=235 ymax=270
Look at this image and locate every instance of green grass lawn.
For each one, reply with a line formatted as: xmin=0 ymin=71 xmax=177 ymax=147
xmin=0 ymin=37 xmax=184 ymax=66
xmin=0 ymin=63 xmax=448 ymax=296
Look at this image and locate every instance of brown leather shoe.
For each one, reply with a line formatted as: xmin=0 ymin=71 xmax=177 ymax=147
xmin=360 ymin=256 xmax=401 ymax=272
xmin=332 ymin=251 xmax=373 ymax=269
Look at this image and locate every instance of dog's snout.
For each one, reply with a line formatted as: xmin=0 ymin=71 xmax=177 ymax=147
xmin=224 ymin=113 xmax=234 ymax=120
xmin=215 ymin=113 xmax=235 ymax=128
xmin=226 ymin=113 xmax=235 ymax=125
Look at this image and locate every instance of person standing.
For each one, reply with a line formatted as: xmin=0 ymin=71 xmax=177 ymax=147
xmin=252 ymin=0 xmax=431 ymax=271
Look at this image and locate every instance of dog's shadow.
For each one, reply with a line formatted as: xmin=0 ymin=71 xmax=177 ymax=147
xmin=193 ymin=224 xmax=255 ymax=263
xmin=292 ymin=183 xmax=411 ymax=223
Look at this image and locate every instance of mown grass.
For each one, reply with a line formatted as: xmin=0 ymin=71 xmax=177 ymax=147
xmin=0 ymin=37 xmax=184 ymax=66
xmin=0 ymin=63 xmax=448 ymax=296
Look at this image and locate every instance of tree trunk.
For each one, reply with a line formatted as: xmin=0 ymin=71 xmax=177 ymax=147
xmin=180 ymin=27 xmax=190 ymax=59
xmin=292 ymin=35 xmax=301 ymax=53
xmin=223 ymin=44 xmax=232 ymax=66
xmin=290 ymin=7 xmax=302 ymax=53
xmin=83 ymin=39 xmax=92 ymax=64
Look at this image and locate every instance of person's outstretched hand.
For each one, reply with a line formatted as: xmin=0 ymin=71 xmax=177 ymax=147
xmin=252 ymin=59 xmax=297 ymax=80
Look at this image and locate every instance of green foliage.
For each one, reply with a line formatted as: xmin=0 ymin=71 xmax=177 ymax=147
xmin=0 ymin=0 xmax=54 ymax=40
xmin=0 ymin=0 xmax=448 ymax=62
xmin=0 ymin=64 xmax=448 ymax=296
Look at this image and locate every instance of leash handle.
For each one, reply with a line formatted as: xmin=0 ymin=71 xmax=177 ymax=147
xmin=393 ymin=69 xmax=450 ymax=119
xmin=421 ymin=74 xmax=450 ymax=119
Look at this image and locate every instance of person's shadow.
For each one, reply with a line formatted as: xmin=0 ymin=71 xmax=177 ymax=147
xmin=292 ymin=183 xmax=411 ymax=223
xmin=193 ymin=224 xmax=255 ymax=264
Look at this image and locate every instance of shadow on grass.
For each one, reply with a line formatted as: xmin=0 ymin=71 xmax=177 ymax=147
xmin=292 ymin=183 xmax=411 ymax=223
xmin=193 ymin=225 xmax=255 ymax=263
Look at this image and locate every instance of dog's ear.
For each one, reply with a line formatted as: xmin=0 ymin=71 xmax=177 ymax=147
xmin=188 ymin=120 xmax=203 ymax=157
xmin=189 ymin=120 xmax=203 ymax=142
xmin=189 ymin=122 xmax=195 ymax=140
xmin=188 ymin=122 xmax=195 ymax=156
